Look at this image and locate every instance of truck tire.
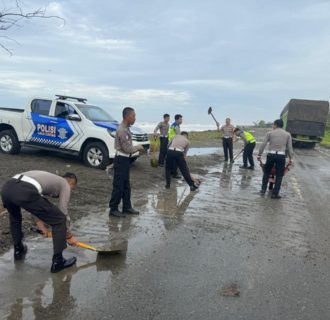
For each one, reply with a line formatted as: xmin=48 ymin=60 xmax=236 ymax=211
xmin=0 ymin=129 xmax=21 ymax=154
xmin=82 ymin=142 xmax=110 ymax=169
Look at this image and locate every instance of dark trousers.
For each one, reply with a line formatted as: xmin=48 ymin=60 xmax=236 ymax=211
xmin=261 ymin=154 xmax=286 ymax=195
xmin=222 ymin=137 xmax=233 ymax=161
xmin=109 ymin=156 xmax=132 ymax=211
xmin=1 ymin=179 xmax=67 ymax=254
xmin=158 ymin=137 xmax=168 ymax=165
xmin=165 ymin=150 xmax=194 ymax=187
xmin=243 ymin=142 xmax=255 ymax=167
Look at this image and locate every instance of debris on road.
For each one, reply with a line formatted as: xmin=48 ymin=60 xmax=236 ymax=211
xmin=221 ymin=283 xmax=240 ymax=297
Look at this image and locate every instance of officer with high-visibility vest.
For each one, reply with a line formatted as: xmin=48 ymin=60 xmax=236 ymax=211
xmin=168 ymin=114 xmax=183 ymax=178
xmin=234 ymin=128 xmax=256 ymax=169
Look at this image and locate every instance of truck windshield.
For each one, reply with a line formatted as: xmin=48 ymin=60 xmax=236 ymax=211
xmin=76 ymin=104 xmax=116 ymax=122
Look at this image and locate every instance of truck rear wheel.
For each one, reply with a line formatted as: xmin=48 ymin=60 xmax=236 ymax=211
xmin=0 ymin=129 xmax=21 ymax=154
xmin=82 ymin=142 xmax=110 ymax=169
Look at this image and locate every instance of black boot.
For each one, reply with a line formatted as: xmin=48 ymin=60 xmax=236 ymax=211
xmin=14 ymin=243 xmax=27 ymax=260
xmin=51 ymin=253 xmax=77 ymax=273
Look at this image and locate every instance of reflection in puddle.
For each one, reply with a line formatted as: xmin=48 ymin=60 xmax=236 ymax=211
xmin=189 ymin=147 xmax=220 ymax=156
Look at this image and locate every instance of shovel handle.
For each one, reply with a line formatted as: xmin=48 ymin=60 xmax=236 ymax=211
xmin=76 ymin=242 xmax=99 ymax=252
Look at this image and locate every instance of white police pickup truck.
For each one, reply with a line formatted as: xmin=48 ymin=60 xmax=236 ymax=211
xmin=0 ymin=95 xmax=149 ymax=169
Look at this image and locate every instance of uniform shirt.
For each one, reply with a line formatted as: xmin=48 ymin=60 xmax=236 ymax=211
xmin=169 ymin=134 xmax=190 ymax=156
xmin=115 ymin=122 xmax=141 ymax=155
xmin=258 ymin=128 xmax=293 ymax=159
xmin=154 ymin=121 xmax=169 ymax=137
xmin=220 ymin=124 xmax=235 ymax=138
xmin=168 ymin=121 xmax=181 ymax=141
xmin=22 ymin=170 xmax=72 ymax=226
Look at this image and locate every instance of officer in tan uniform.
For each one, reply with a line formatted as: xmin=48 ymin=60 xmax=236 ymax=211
xmin=165 ymin=132 xmax=198 ymax=191
xmin=153 ymin=113 xmax=170 ymax=167
xmin=257 ymin=119 xmax=293 ymax=199
xmin=109 ymin=107 xmax=144 ymax=217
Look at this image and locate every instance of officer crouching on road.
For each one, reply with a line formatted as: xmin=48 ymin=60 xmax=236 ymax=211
xmin=1 ymin=171 xmax=78 ymax=273
xmin=109 ymin=107 xmax=144 ymax=218
xmin=165 ymin=132 xmax=198 ymax=191
xmin=257 ymin=119 xmax=293 ymax=199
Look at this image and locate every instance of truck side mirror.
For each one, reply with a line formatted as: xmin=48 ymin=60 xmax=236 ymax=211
xmin=67 ymin=114 xmax=81 ymax=121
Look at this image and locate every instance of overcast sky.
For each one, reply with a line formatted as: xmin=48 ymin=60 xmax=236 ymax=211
xmin=1 ymin=0 xmax=330 ymax=125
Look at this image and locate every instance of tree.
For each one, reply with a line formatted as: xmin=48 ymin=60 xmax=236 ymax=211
xmin=0 ymin=0 xmax=63 ymax=55
xmin=253 ymin=120 xmax=266 ymax=128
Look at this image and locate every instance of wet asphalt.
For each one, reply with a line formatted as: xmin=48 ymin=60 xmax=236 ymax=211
xmin=0 ymin=145 xmax=330 ymax=320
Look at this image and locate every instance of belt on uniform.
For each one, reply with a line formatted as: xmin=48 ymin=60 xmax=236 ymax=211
xmin=160 ymin=135 xmax=168 ymax=138
xmin=116 ymin=151 xmax=132 ymax=157
xmin=12 ymin=174 xmax=43 ymax=194
xmin=223 ymin=136 xmax=232 ymax=139
xmin=168 ymin=147 xmax=184 ymax=152
xmin=268 ymin=150 xmax=285 ymax=155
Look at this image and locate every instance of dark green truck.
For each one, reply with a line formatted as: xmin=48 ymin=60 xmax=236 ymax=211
xmin=280 ymin=99 xmax=329 ymax=148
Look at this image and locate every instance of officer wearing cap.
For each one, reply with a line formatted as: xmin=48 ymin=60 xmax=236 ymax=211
xmin=109 ymin=107 xmax=144 ymax=217
xmin=257 ymin=119 xmax=293 ymax=199
xmin=165 ymin=131 xmax=198 ymax=191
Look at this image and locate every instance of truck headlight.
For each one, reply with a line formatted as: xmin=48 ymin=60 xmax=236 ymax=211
xmin=107 ymin=129 xmax=116 ymax=138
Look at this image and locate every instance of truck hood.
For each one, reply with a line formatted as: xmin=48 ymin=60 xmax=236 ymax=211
xmin=93 ymin=121 xmax=146 ymax=134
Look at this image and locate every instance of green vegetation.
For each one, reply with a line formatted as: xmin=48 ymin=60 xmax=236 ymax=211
xmin=320 ymin=131 xmax=330 ymax=148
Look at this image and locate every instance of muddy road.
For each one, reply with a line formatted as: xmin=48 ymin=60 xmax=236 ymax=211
xmin=0 ymin=140 xmax=330 ymax=320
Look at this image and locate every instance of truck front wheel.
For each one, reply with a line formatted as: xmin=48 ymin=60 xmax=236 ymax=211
xmin=0 ymin=130 xmax=21 ymax=154
xmin=82 ymin=142 xmax=110 ymax=169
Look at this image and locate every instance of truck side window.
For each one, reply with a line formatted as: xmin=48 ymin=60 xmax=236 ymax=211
xmin=55 ymin=102 xmax=77 ymax=118
xmin=31 ymin=99 xmax=52 ymax=115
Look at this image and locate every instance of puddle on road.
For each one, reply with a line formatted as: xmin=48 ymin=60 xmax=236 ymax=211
xmin=188 ymin=147 xmax=220 ymax=156
xmin=0 ymin=161 xmax=314 ymax=319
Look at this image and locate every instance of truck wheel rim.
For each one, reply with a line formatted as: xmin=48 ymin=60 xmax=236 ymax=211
xmin=0 ymin=135 xmax=13 ymax=152
xmin=87 ymin=147 xmax=103 ymax=166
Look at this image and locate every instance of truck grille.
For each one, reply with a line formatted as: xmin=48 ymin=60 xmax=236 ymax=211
xmin=132 ymin=133 xmax=149 ymax=142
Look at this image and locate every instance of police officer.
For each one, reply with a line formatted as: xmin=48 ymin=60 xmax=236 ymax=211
xmin=1 ymin=171 xmax=78 ymax=273
xmin=234 ymin=128 xmax=256 ymax=169
xmin=257 ymin=119 xmax=293 ymax=199
xmin=109 ymin=107 xmax=144 ymax=217
xmin=153 ymin=113 xmax=170 ymax=167
xmin=218 ymin=118 xmax=235 ymax=163
xmin=165 ymin=131 xmax=198 ymax=191
xmin=168 ymin=114 xmax=183 ymax=178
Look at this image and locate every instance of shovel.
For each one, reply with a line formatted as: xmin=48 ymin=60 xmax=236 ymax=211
xmin=208 ymin=106 xmax=219 ymax=126
xmin=233 ymin=148 xmax=244 ymax=161
xmin=30 ymin=227 xmax=123 ymax=255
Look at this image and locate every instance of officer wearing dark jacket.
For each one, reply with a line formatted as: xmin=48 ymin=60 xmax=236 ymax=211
xmin=165 ymin=132 xmax=198 ymax=191
xmin=1 ymin=171 xmax=78 ymax=273
xmin=257 ymin=119 xmax=293 ymax=199
xmin=109 ymin=107 xmax=144 ymax=217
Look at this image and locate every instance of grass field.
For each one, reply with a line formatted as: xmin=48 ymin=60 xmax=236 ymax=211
xmin=320 ymin=131 xmax=330 ymax=148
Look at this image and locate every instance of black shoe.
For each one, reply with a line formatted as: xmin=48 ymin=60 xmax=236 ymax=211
xmin=172 ymin=174 xmax=181 ymax=179
xmin=239 ymin=165 xmax=248 ymax=169
xmin=247 ymin=166 xmax=254 ymax=170
xmin=260 ymin=189 xmax=266 ymax=195
xmin=271 ymin=194 xmax=282 ymax=199
xmin=165 ymin=184 xmax=170 ymax=189
xmin=109 ymin=209 xmax=126 ymax=218
xmin=51 ymin=254 xmax=77 ymax=273
xmin=190 ymin=184 xmax=199 ymax=191
xmin=123 ymin=207 xmax=140 ymax=215
xmin=14 ymin=243 xmax=27 ymax=260
xmin=230 ymin=160 xmax=234 ymax=163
